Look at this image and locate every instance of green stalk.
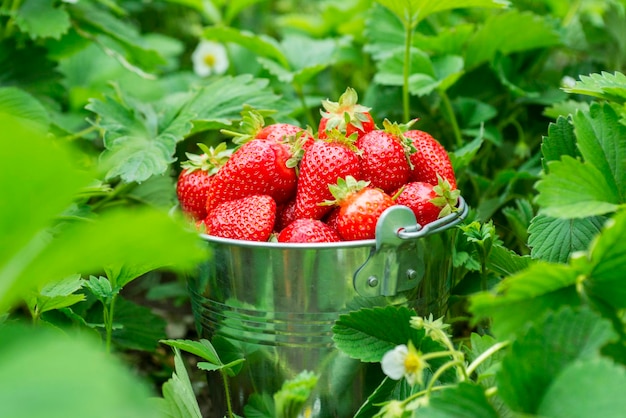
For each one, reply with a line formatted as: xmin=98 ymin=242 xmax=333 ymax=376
xmin=294 ymin=82 xmax=316 ymax=129
xmin=439 ymin=88 xmax=463 ymax=148
xmin=221 ymin=369 xmax=235 ymax=418
xmin=104 ymin=294 xmax=117 ymax=354
xmin=3 ymin=0 xmax=22 ymax=39
xmin=402 ymin=20 xmax=414 ymax=123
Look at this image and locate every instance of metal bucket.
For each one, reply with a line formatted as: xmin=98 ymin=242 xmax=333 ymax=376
xmin=188 ymin=198 xmax=468 ymax=417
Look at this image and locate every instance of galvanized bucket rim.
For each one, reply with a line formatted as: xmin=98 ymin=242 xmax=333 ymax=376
xmin=200 ymin=196 xmax=468 ymax=250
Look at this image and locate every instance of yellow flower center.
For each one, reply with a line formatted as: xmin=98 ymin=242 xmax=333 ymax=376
xmin=203 ymin=53 xmax=216 ymax=67
xmin=404 ymin=351 xmax=423 ymax=374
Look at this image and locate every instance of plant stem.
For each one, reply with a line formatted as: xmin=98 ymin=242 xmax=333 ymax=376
xmin=439 ymin=88 xmax=463 ymax=148
xmin=294 ymin=82 xmax=316 ymax=128
xmin=221 ymin=369 xmax=235 ymax=418
xmin=466 ymin=340 xmax=510 ymax=377
xmin=426 ymin=359 xmax=466 ymax=396
xmin=402 ymin=21 xmax=414 ymax=123
xmin=3 ymin=0 xmax=22 ymax=39
xmin=104 ymin=294 xmax=117 ymax=354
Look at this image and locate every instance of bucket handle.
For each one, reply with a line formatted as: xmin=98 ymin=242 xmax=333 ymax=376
xmin=395 ymin=196 xmax=469 ymax=241
xmin=354 ymin=196 xmax=469 ymax=297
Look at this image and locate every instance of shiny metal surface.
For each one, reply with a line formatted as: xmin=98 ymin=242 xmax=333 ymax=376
xmin=187 ymin=200 xmax=467 ymax=417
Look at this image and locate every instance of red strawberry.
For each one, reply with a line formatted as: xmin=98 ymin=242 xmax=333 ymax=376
xmin=356 ymin=120 xmax=414 ymax=194
xmin=206 ymin=139 xmax=297 ymax=214
xmin=176 ymin=142 xmax=232 ymax=221
xmin=404 ymin=130 xmax=457 ymax=189
xmin=318 ymin=87 xmax=375 ymax=140
xmin=275 ymin=198 xmax=297 ymax=232
xmin=392 ymin=177 xmax=460 ymax=226
xmin=223 ymin=108 xmax=314 ymax=148
xmin=326 ymin=176 xmax=395 ymax=241
xmin=293 ymin=131 xmax=361 ymax=220
xmin=277 ymin=218 xmax=341 ymax=243
xmin=206 ymin=194 xmax=276 ymax=242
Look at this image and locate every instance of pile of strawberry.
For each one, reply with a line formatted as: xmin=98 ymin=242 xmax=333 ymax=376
xmin=176 ymin=87 xmax=460 ymax=243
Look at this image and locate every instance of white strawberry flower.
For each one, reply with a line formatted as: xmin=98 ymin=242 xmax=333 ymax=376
xmin=192 ymin=40 xmax=229 ymax=77
xmin=381 ymin=342 xmax=428 ymax=386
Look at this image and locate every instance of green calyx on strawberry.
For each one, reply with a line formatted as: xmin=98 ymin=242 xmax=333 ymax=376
xmin=176 ymin=142 xmax=233 ymax=220
xmin=381 ymin=118 xmax=418 ymax=169
xmin=324 ymin=175 xmax=395 ymax=241
xmin=318 ymin=87 xmax=375 ymax=139
xmin=393 ymin=175 xmax=460 ymax=226
xmin=430 ymin=175 xmax=461 ymax=218
xmin=180 ymin=142 xmax=232 ymax=175
xmin=292 ymin=131 xmax=362 ymax=220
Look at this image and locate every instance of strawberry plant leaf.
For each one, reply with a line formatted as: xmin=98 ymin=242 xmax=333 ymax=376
xmin=540 ymin=115 xmax=580 ymax=173
xmin=26 ymin=274 xmax=85 ymax=316
xmin=185 ymin=74 xmax=282 ymax=133
xmin=353 ymin=377 xmax=399 ymax=418
xmin=563 ymin=71 xmax=626 ymax=104
xmin=14 ymin=0 xmax=71 ymax=40
xmin=534 ymin=156 xmax=622 ymax=218
xmin=159 ymin=347 xmax=203 ymax=418
xmin=573 ymin=103 xmax=626 ymax=200
xmin=70 ymin=2 xmax=167 ymax=76
xmin=0 ymin=324 xmax=159 ymax=418
xmin=486 ymin=245 xmax=532 ymax=277
xmin=416 ymin=382 xmax=499 ymax=418
xmin=160 ymin=339 xmax=222 ymax=365
xmin=469 ymin=262 xmax=580 ymax=339
xmin=87 ymin=89 xmax=195 ymax=183
xmin=537 ymin=358 xmax=626 ymax=418
xmin=528 ymin=215 xmax=606 ymax=263
xmin=465 ymin=10 xmax=561 ymax=70
xmin=584 ymin=209 xmax=626 ymax=309
xmin=202 ymin=26 xmax=289 ymax=67
xmin=375 ymin=0 xmax=508 ymax=28
xmin=496 ymin=306 xmax=617 ymax=414
xmin=332 ymin=305 xmax=422 ymax=362
xmin=107 ymin=297 xmax=167 ymax=352
xmin=0 ymin=87 xmax=49 ymax=130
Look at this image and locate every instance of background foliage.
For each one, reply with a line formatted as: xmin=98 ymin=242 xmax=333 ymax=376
xmin=2 ymin=0 xmax=626 ymax=417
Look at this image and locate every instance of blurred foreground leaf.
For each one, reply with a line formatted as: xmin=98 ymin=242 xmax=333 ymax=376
xmin=0 ymin=324 xmax=158 ymax=418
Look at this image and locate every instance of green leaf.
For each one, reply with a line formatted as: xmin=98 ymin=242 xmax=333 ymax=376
xmin=28 ymin=274 xmax=85 ymax=315
xmin=0 ymin=324 xmax=159 ymax=418
xmin=465 ymin=333 xmax=504 ymax=385
xmin=465 ymin=10 xmax=561 ymax=70
xmin=159 ymin=347 xmax=203 ymax=418
xmin=584 ymin=210 xmax=626 ymax=309
xmin=573 ymin=103 xmax=626 ymax=200
xmin=273 ymin=370 xmax=318 ymax=418
xmin=563 ymin=71 xmax=626 ymax=104
xmin=185 ymin=75 xmax=281 ymax=133
xmin=0 ymin=87 xmax=49 ymax=130
xmin=534 ymin=156 xmax=621 ymax=218
xmin=87 ymin=90 xmax=195 ymax=183
xmin=202 ymin=26 xmax=289 ymax=67
xmin=108 ymin=297 xmax=167 ymax=351
xmin=528 ymin=215 xmax=606 ymax=263
xmin=70 ymin=2 xmax=166 ymax=76
xmin=450 ymin=134 xmax=484 ymax=172
xmin=84 ymin=276 xmax=116 ymax=303
xmin=469 ymin=262 xmax=580 ymax=339
xmin=0 ymin=116 xmax=92 ymax=310
xmin=496 ymin=306 xmax=617 ymax=414
xmin=537 ymin=358 xmax=626 ymax=418
xmin=540 ymin=115 xmax=579 ymax=173
xmin=416 ymin=382 xmax=499 ymax=418
xmin=15 ymin=0 xmax=71 ymax=40
xmin=332 ymin=305 xmax=421 ymax=362
xmin=160 ymin=339 xmax=222 ymax=365
xmin=486 ymin=245 xmax=532 ymax=277
xmin=353 ymin=377 xmax=400 ymax=418
xmin=375 ymin=0 xmax=508 ymax=27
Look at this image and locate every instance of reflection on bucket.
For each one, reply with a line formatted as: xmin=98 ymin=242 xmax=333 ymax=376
xmin=188 ymin=198 xmax=468 ymax=417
